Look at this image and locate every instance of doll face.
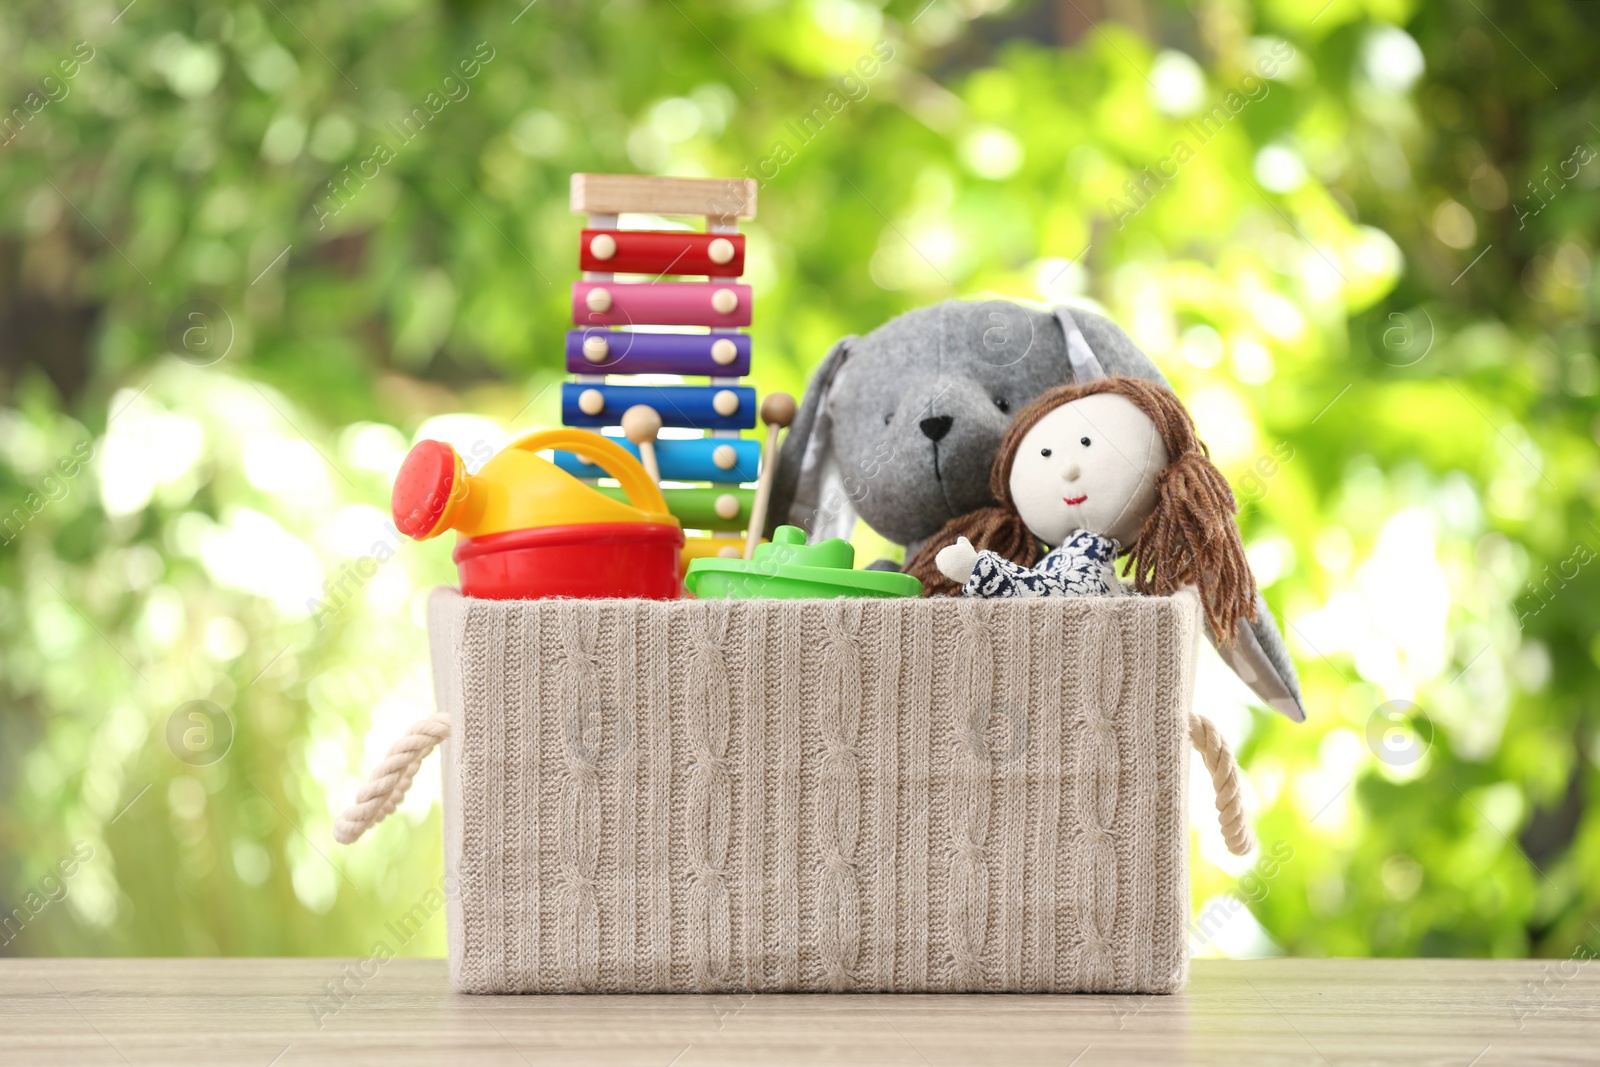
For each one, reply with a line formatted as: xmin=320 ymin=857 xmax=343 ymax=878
xmin=1006 ymin=393 xmax=1169 ymax=548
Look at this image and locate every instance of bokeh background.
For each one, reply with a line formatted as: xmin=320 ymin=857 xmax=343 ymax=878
xmin=2 ymin=0 xmax=1596 ymax=962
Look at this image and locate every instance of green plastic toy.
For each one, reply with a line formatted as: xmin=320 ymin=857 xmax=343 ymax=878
xmin=684 ymin=526 xmax=923 ymax=600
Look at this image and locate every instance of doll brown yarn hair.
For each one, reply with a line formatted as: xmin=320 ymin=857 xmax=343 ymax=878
xmin=904 ymin=376 xmax=1259 ymax=643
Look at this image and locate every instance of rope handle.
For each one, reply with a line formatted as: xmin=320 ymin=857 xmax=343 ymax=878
xmin=335 ymin=709 xmax=1255 ymax=854
xmin=334 ymin=711 xmax=450 ymax=845
xmin=1189 ymin=711 xmax=1255 ymax=856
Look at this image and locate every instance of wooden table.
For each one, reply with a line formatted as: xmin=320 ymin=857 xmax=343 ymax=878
xmin=1 ymin=958 xmax=1592 ymax=1065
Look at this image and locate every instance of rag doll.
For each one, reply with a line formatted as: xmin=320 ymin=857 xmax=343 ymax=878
xmin=777 ymin=302 xmax=1303 ymax=718
xmin=904 ymin=375 xmax=1259 ymax=646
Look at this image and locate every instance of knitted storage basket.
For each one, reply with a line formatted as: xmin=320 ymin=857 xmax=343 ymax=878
xmin=341 ymin=586 xmax=1252 ymax=994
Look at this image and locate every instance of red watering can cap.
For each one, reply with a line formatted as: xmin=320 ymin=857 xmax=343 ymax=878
xmin=392 ymin=439 xmax=458 ymax=539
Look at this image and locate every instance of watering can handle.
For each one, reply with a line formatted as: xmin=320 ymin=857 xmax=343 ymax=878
xmin=506 ymin=428 xmax=671 ymax=519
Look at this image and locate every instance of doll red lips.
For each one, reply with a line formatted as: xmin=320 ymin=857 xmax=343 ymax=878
xmin=1064 ymin=494 xmax=1088 ymax=505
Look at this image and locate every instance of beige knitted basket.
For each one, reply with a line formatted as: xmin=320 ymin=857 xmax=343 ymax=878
xmin=405 ymin=585 xmax=1232 ymax=995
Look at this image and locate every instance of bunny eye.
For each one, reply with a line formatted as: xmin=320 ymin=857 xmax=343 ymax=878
xmin=994 ymin=397 xmax=1010 ymax=413
xmin=884 ymin=413 xmax=893 ymax=425
xmin=1080 ymin=436 xmax=1092 ymax=447
xmin=1040 ymin=447 xmax=1052 ymax=457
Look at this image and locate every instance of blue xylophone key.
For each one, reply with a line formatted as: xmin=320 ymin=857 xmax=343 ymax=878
xmin=562 ymin=383 xmax=756 ymax=431
xmin=553 ymin=437 xmax=761 ymax=484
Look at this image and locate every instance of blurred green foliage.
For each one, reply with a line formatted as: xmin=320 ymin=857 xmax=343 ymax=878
xmin=1 ymin=0 xmax=1596 ymax=961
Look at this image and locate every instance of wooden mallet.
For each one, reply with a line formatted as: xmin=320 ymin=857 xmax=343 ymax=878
xmin=744 ymin=391 xmax=796 ymax=559
xmin=620 ymin=404 xmax=663 ymax=483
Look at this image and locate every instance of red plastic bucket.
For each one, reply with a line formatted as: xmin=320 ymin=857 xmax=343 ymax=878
xmin=452 ymin=522 xmax=685 ymax=600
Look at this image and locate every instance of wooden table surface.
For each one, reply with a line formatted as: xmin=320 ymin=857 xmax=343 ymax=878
xmin=1 ymin=958 xmax=1593 ymax=1066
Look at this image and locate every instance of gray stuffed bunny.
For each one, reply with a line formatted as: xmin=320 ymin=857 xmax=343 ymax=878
xmin=766 ymin=299 xmax=1307 ymax=722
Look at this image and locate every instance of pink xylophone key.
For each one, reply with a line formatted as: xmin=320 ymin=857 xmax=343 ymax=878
xmin=572 ymin=281 xmax=753 ymax=328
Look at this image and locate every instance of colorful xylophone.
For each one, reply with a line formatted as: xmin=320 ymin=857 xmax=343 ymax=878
xmin=561 ymin=173 xmax=791 ymax=568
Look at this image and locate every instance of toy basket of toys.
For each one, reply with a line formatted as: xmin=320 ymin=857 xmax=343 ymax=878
xmin=335 ymin=174 xmax=1300 ymax=995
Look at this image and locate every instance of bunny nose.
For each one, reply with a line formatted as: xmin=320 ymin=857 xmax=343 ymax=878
xmin=919 ymin=415 xmax=953 ymax=442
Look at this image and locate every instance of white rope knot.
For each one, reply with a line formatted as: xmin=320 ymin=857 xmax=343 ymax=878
xmin=334 ymin=711 xmax=450 ymax=845
xmin=820 ymin=852 xmax=856 ymax=881
xmin=1081 ymin=824 xmax=1117 ymax=854
xmin=1189 ymin=711 xmax=1256 ymax=856
xmin=686 ymin=856 xmax=728 ymax=885
xmin=948 ymin=838 xmax=986 ymax=865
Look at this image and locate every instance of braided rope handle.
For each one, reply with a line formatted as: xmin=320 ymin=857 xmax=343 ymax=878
xmin=1189 ymin=712 xmax=1255 ymax=856
xmin=334 ymin=711 xmax=451 ymax=845
xmin=334 ymin=707 xmax=1254 ymax=853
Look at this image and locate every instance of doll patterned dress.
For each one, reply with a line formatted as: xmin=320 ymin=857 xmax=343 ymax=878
xmin=962 ymin=529 xmax=1122 ymax=599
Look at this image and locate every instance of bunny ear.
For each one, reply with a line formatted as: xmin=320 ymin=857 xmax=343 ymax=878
xmin=1205 ymin=595 xmax=1309 ymax=722
xmin=767 ymin=335 xmax=856 ymax=541
xmin=1053 ymin=306 xmax=1109 ymax=382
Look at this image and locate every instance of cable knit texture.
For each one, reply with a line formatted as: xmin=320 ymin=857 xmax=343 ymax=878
xmin=431 ymin=585 xmax=1199 ymax=995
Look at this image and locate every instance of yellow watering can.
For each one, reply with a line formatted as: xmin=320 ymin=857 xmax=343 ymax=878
xmin=392 ymin=429 xmax=683 ymax=600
